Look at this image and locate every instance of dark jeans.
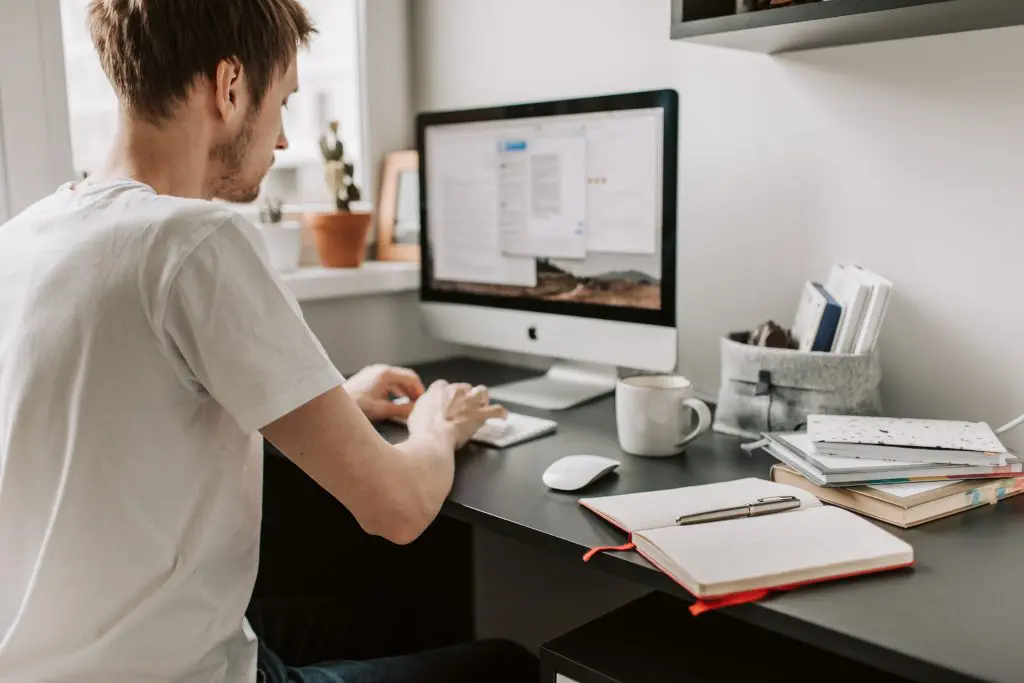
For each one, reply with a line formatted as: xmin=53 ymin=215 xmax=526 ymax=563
xmin=248 ymin=595 xmax=537 ymax=683
xmin=256 ymin=636 xmax=540 ymax=683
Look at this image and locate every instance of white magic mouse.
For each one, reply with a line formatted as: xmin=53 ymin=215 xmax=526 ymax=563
xmin=542 ymin=455 xmax=621 ymax=492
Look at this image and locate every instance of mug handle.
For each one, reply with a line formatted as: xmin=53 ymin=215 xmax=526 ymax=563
xmin=677 ymin=397 xmax=713 ymax=448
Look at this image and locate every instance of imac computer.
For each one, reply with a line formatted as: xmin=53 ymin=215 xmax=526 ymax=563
xmin=416 ymin=89 xmax=678 ymax=411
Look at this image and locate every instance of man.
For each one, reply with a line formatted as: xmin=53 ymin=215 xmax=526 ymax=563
xmin=0 ymin=1 xmax=538 ymax=682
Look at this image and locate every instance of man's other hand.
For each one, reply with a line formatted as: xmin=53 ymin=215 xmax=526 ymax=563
xmin=343 ymin=364 xmax=426 ymax=421
xmin=407 ymin=381 xmax=506 ymax=449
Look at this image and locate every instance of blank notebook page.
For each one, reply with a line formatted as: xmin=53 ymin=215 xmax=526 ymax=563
xmin=635 ymin=506 xmax=913 ymax=598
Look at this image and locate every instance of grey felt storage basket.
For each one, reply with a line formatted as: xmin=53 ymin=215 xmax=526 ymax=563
xmin=713 ymin=332 xmax=883 ymax=439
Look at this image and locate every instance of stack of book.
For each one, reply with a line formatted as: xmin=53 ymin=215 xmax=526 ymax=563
xmin=757 ymin=415 xmax=1024 ymax=528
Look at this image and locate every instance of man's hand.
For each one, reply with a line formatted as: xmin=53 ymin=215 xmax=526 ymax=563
xmin=343 ymin=364 xmax=426 ymax=422
xmin=407 ymin=380 xmax=507 ymax=449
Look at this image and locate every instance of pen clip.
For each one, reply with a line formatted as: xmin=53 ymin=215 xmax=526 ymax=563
xmin=755 ymin=495 xmax=799 ymax=504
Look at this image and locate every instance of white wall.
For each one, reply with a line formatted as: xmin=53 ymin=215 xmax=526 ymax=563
xmin=360 ymin=0 xmax=415 ymax=208
xmin=302 ymin=291 xmax=455 ymax=372
xmin=413 ymin=0 xmax=1024 ymax=451
xmin=0 ymin=100 xmax=9 ymax=222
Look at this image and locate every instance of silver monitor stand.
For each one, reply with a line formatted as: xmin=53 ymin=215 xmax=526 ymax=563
xmin=488 ymin=361 xmax=619 ymax=411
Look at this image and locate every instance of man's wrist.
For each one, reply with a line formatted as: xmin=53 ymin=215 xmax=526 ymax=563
xmin=409 ymin=421 xmax=457 ymax=454
xmin=431 ymin=422 xmax=459 ymax=453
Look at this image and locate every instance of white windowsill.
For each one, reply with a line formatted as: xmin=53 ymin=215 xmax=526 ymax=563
xmin=225 ymin=200 xmax=375 ymax=221
xmin=281 ymin=262 xmax=420 ymax=303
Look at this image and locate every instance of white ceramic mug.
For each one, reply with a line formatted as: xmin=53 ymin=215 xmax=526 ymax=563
xmin=615 ymin=374 xmax=713 ymax=457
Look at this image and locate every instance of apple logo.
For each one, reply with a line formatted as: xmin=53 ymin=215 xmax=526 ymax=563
xmin=528 ymin=326 xmax=538 ymax=341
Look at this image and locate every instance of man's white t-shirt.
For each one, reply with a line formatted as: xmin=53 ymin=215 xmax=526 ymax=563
xmin=0 ymin=179 xmax=344 ymax=682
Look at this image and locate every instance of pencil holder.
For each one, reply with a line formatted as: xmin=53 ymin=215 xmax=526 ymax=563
xmin=713 ymin=332 xmax=883 ymax=439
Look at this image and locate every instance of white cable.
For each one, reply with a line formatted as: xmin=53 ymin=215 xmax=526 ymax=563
xmin=995 ymin=412 xmax=1024 ymax=435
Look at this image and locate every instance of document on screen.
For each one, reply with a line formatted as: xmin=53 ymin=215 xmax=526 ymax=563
xmin=427 ymin=130 xmax=537 ymax=287
xmin=497 ymin=130 xmax=587 ymax=260
xmin=585 ymin=110 xmax=662 ymax=255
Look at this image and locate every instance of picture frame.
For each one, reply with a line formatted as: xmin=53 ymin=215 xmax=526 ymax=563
xmin=375 ymin=149 xmax=420 ymax=262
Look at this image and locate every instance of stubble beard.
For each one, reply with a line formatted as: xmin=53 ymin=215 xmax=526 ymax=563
xmin=209 ymin=112 xmax=266 ymax=203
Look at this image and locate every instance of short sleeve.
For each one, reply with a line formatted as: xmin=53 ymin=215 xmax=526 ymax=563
xmin=162 ymin=216 xmax=344 ymax=432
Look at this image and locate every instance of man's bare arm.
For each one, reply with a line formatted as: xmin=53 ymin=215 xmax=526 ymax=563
xmin=261 ymin=385 xmax=456 ymax=544
xmin=260 ymin=380 xmax=503 ymax=545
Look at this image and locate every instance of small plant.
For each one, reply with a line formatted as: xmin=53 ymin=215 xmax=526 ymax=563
xmin=259 ymin=197 xmax=283 ymax=224
xmin=319 ymin=120 xmax=362 ymax=212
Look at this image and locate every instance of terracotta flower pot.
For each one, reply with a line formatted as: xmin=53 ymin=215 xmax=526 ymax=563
xmin=306 ymin=211 xmax=373 ymax=268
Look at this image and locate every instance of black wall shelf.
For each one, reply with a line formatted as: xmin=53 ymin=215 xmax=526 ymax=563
xmin=671 ymin=0 xmax=1024 ymax=54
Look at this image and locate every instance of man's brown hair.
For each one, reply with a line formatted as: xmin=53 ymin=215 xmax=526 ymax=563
xmin=87 ymin=0 xmax=316 ymax=123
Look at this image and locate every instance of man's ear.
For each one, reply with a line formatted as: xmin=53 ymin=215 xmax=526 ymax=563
xmin=213 ymin=58 xmax=246 ymax=123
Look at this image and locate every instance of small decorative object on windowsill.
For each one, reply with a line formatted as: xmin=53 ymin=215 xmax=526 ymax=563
xmin=305 ymin=121 xmax=373 ymax=268
xmin=256 ymin=197 xmax=302 ymax=272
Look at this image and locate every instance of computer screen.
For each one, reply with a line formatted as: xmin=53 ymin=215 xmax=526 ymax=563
xmin=418 ymin=90 xmax=676 ymax=328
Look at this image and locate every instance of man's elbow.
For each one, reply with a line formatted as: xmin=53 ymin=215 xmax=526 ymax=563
xmin=382 ymin=520 xmax=429 ymax=546
xmin=362 ymin=498 xmax=438 ymax=546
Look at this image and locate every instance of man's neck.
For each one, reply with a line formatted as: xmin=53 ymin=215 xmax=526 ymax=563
xmin=90 ymin=115 xmax=213 ymax=200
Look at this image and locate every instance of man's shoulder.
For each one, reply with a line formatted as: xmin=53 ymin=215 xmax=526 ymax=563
xmin=140 ymin=195 xmax=255 ymax=255
xmin=134 ymin=195 xmax=268 ymax=306
xmin=6 ymin=181 xmax=257 ymax=257
xmin=134 ymin=204 xmax=277 ymax=305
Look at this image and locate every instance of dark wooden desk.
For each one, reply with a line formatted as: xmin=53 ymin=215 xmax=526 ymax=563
xmin=376 ymin=357 xmax=1024 ymax=683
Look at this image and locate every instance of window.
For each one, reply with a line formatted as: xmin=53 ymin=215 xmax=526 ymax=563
xmin=59 ymin=0 xmax=364 ymax=208
xmin=59 ymin=1 xmax=118 ymax=183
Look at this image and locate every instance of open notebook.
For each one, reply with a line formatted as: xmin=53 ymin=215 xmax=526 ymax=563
xmin=580 ymin=478 xmax=913 ymax=614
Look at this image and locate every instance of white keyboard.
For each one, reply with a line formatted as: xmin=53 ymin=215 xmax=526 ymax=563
xmin=471 ymin=411 xmax=558 ymax=448
xmin=388 ymin=398 xmax=557 ymax=448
